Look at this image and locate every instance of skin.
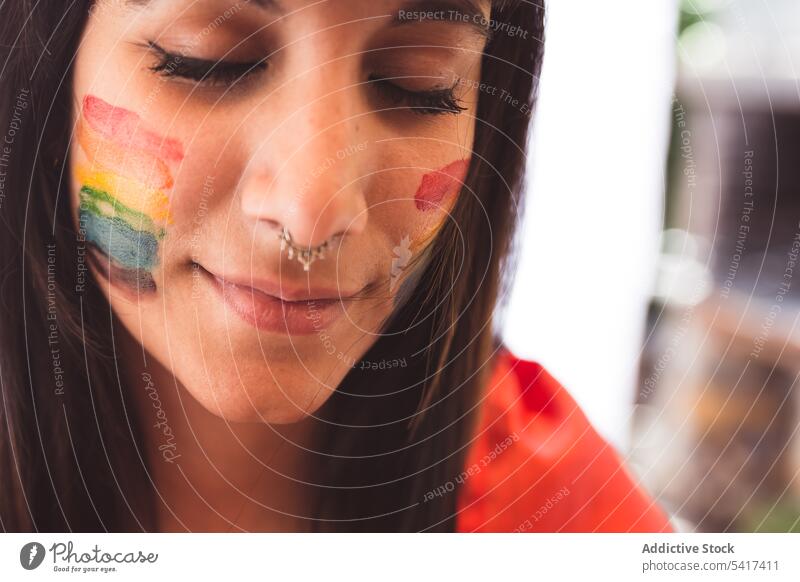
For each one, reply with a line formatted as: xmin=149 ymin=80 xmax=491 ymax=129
xmin=70 ymin=0 xmax=489 ymax=531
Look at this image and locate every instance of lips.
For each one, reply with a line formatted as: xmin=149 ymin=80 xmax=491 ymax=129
xmin=201 ymin=266 xmax=352 ymax=334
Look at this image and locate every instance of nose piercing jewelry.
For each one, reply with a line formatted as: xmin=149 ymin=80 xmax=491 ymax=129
xmin=277 ymin=227 xmax=339 ymax=271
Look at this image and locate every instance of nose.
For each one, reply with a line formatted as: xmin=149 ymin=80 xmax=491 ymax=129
xmin=240 ymin=80 xmax=369 ymax=249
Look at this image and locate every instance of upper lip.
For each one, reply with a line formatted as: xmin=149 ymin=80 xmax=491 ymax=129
xmin=205 ymin=267 xmax=361 ymax=303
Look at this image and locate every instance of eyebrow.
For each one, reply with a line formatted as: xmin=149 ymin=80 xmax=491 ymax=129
xmin=391 ymin=0 xmax=492 ymax=40
xmin=124 ymin=0 xmax=491 ymax=40
xmin=245 ymin=0 xmax=282 ymax=9
xmin=125 ymin=0 xmax=282 ymax=11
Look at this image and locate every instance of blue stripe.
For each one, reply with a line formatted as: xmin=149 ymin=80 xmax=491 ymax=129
xmin=80 ymin=208 xmax=159 ymax=270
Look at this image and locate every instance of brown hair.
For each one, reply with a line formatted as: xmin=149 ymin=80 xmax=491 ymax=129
xmin=0 ymin=0 xmax=545 ymax=531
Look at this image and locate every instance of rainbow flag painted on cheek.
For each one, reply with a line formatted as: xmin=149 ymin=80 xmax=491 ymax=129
xmin=76 ymin=95 xmax=183 ymax=294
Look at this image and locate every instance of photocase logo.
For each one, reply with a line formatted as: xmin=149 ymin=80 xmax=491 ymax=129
xmin=19 ymin=542 xmax=46 ymax=570
xmin=390 ymin=235 xmax=413 ymax=291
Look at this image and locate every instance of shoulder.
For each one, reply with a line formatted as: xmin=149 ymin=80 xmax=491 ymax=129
xmin=455 ymin=347 xmax=675 ymax=532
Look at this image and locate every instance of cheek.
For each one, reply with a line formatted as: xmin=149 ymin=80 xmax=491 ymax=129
xmin=73 ymin=95 xmax=184 ymax=297
xmin=406 ymin=158 xmax=470 ymax=248
xmin=382 ymin=157 xmax=470 ymax=301
xmin=375 ymin=156 xmax=471 ymax=262
xmin=414 ymin=159 xmax=470 ymax=213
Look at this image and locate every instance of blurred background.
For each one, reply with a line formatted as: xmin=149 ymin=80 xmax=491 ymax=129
xmin=502 ymin=0 xmax=800 ymax=532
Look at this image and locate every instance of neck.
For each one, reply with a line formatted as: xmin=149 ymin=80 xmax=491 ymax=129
xmin=120 ymin=329 xmax=316 ymax=532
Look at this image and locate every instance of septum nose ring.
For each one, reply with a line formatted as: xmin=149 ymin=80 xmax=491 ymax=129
xmin=277 ymin=227 xmax=342 ymax=271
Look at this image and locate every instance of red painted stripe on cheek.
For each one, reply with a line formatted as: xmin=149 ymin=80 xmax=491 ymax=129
xmin=77 ymin=121 xmax=175 ymax=189
xmin=414 ymin=159 xmax=469 ymax=212
xmin=82 ymin=95 xmax=184 ymax=163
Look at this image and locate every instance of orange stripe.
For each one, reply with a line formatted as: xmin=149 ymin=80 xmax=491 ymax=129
xmin=77 ymin=120 xmax=174 ymax=190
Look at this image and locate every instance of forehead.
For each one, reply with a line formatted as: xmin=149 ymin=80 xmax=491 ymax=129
xmin=109 ymin=0 xmax=494 ymax=53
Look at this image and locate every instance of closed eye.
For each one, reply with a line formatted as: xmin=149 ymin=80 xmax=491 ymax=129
xmin=146 ymin=41 xmax=268 ymax=87
xmin=368 ymin=73 xmax=465 ymax=116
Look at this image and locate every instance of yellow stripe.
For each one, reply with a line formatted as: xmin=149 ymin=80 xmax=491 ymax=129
xmin=76 ymin=165 xmax=172 ymax=224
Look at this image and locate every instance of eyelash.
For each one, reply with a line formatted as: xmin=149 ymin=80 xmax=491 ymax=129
xmin=146 ymin=42 xmax=465 ymax=116
xmin=147 ymin=42 xmax=267 ymax=87
xmin=368 ymin=74 xmax=465 ymax=116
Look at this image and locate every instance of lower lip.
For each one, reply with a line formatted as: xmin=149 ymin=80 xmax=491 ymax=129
xmin=206 ymin=271 xmax=345 ymax=335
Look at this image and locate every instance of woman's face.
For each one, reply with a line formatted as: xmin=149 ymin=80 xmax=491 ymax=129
xmin=70 ymin=0 xmax=488 ymax=423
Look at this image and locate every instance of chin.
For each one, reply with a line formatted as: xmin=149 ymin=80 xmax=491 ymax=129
xmin=181 ymin=359 xmax=344 ymax=425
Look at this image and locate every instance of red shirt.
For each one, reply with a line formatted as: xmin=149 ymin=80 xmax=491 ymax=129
xmin=456 ymin=349 xmax=674 ymax=532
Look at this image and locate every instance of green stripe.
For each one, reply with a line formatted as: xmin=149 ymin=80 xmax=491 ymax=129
xmin=79 ymin=185 xmax=165 ymax=238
